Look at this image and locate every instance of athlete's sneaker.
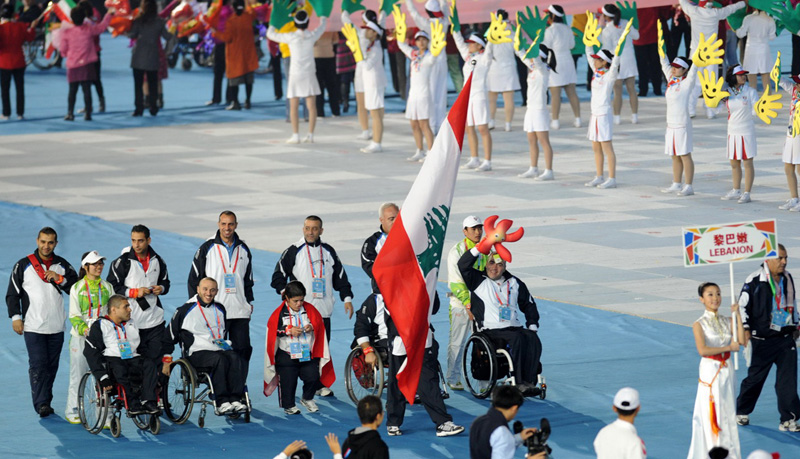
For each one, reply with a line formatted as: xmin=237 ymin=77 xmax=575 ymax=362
xmin=536 ymin=169 xmax=554 ymax=181
xmin=463 ymin=157 xmax=481 ymax=169
xmin=231 ymin=401 xmax=247 ymax=413
xmin=779 ymin=198 xmax=799 ymax=210
xmin=738 ymin=192 xmax=751 ymax=204
xmin=299 ymin=398 xmax=319 ymax=413
xmin=285 ymin=133 xmax=300 ymax=144
xmin=302 ymin=133 xmax=314 ymax=143
xmin=598 ymin=177 xmax=617 ymax=189
xmin=360 ymin=142 xmax=382 ymax=153
xmin=407 ymin=149 xmax=426 ymax=161
xmin=585 ymin=176 xmax=604 ymax=187
xmin=662 ymin=182 xmax=682 ymax=193
xmin=357 ymin=130 xmax=372 ymax=140
xmin=678 ymin=184 xmax=695 ymax=196
xmin=791 ymin=201 xmax=800 ymax=212
xmin=573 ymin=118 xmax=582 ymax=128
xmin=504 ymin=122 xmax=511 ymax=132
xmin=435 ymin=421 xmax=465 ymax=437
xmin=476 ymin=160 xmax=492 ymax=172
xmin=448 ymin=382 xmax=464 ymax=391
xmin=387 ymin=426 xmax=403 ymax=436
xmin=779 ymin=419 xmax=800 ymax=432
xmin=284 ymin=406 xmax=301 ymax=415
xmin=488 ymin=119 xmax=495 ymax=130
xmin=613 ymin=115 xmax=621 ymax=125
xmin=217 ymin=402 xmax=234 ymax=415
xmin=518 ymin=167 xmax=539 ymax=178
xmin=550 ymin=119 xmax=560 ymax=130
xmin=736 ymin=414 xmax=749 ymax=426
xmin=316 ymin=387 xmax=334 ymax=397
xmin=631 ymin=113 xmax=639 ymax=124
xmin=66 ymin=413 xmax=81 ymax=424
xmin=721 ymin=189 xmax=742 ymax=201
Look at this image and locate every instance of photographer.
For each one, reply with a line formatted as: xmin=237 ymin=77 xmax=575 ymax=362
xmin=469 ymin=385 xmax=547 ymax=459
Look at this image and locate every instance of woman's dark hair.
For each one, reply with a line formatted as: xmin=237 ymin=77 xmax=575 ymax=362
xmin=283 ymin=280 xmax=307 ymax=300
xmin=71 ymin=7 xmax=86 ymax=26
xmin=294 ymin=10 xmax=309 ymax=30
xmin=540 ymin=44 xmax=557 ymax=72
xmin=496 ymin=9 xmax=508 ymax=21
xmin=364 ymin=9 xmax=377 ymax=23
xmin=698 ymin=282 xmax=719 ymax=297
xmin=603 ymin=4 xmax=621 ymax=26
xmin=548 ymin=5 xmax=565 ymax=23
xmin=725 ymin=66 xmax=743 ymax=89
xmin=137 ymin=0 xmax=158 ymax=21
xmin=78 ymin=251 xmax=92 ymax=278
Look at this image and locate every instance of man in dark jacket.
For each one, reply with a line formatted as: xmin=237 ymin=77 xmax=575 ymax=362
xmin=327 ymin=395 xmax=390 ymax=459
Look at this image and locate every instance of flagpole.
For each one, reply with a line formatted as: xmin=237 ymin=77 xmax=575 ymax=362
xmin=729 ymin=263 xmax=739 ymax=370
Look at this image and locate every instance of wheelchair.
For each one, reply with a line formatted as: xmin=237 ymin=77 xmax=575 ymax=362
xmin=462 ymin=330 xmax=547 ymax=400
xmin=163 ymin=358 xmax=251 ymax=428
xmin=344 ymin=338 xmax=450 ymax=404
xmin=77 ymin=371 xmax=161 ymax=437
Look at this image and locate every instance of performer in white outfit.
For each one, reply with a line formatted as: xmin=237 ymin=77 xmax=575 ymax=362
xmin=487 ymin=9 xmax=521 ymax=132
xmin=600 ymin=4 xmax=639 ymax=125
xmin=397 ymin=29 xmax=440 ymax=161
xmin=660 ymin=55 xmax=699 ymax=197
xmin=687 ymin=282 xmax=744 ymax=459
xmin=585 ymin=47 xmax=621 ymax=189
xmin=267 ymin=10 xmax=328 ymax=144
xmin=679 ymin=0 xmax=746 ymax=118
xmin=735 ymin=9 xmax=776 ymax=90
xmin=777 ymin=75 xmax=800 ymax=212
xmin=404 ymin=0 xmax=449 ymax=133
xmin=354 ymin=10 xmax=382 ymax=141
xmin=544 ymin=5 xmax=581 ymax=130
xmin=452 ymin=30 xmax=494 ymax=172
xmin=343 ymin=10 xmax=387 ymax=153
xmin=518 ymin=44 xmax=556 ymax=181
xmin=715 ymin=66 xmax=759 ymax=204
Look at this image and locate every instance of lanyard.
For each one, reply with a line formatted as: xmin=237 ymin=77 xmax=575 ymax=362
xmin=216 ymin=244 xmax=240 ymax=274
xmin=113 ymin=321 xmax=128 ymax=341
xmin=289 ymin=310 xmax=308 ymax=342
xmin=768 ymin=275 xmax=785 ymax=311
xmin=492 ymin=281 xmax=510 ymax=307
xmin=84 ymin=279 xmax=101 ymax=319
xmin=197 ymin=302 xmax=223 ymax=340
xmin=306 ymin=244 xmax=324 ymax=279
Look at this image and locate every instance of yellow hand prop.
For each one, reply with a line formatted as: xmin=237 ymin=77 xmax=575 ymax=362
xmin=657 ymin=20 xmax=665 ymax=60
xmin=583 ymin=11 xmax=602 ymax=48
xmin=341 ymin=23 xmax=364 ymax=63
xmin=514 ymin=23 xmax=522 ymax=52
xmin=487 ymin=12 xmax=512 ymax=44
xmin=698 ymin=69 xmax=729 ymax=108
xmin=793 ymin=102 xmax=800 ymax=137
xmin=430 ymin=19 xmax=446 ymax=56
xmin=770 ymin=52 xmax=781 ymax=93
xmin=755 ymin=87 xmax=783 ymax=125
xmin=614 ymin=19 xmax=633 ymax=56
xmin=692 ymin=32 xmax=724 ymax=68
xmin=393 ymin=5 xmax=406 ymax=43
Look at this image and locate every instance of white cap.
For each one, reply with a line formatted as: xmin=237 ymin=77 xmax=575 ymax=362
xmin=746 ymin=451 xmax=779 ymax=459
xmin=591 ymin=49 xmax=614 ymax=64
xmin=294 ymin=10 xmax=309 ymax=25
xmin=601 ymin=5 xmax=615 ymax=17
xmin=466 ymin=33 xmax=486 ymax=48
xmin=613 ymin=387 xmax=640 ymax=410
xmin=414 ymin=30 xmax=430 ymax=40
xmin=81 ymin=251 xmax=106 ymax=266
xmin=671 ymin=57 xmax=689 ymax=69
xmin=362 ymin=19 xmax=383 ymax=36
xmin=424 ymin=0 xmax=441 ymax=13
xmin=732 ymin=65 xmax=748 ymax=75
xmin=547 ymin=5 xmax=564 ymax=17
xmin=462 ymin=216 xmax=482 ymax=228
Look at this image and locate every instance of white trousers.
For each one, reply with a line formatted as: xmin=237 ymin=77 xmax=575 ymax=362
xmin=446 ymin=303 xmax=471 ymax=385
xmin=66 ymin=334 xmax=89 ymax=417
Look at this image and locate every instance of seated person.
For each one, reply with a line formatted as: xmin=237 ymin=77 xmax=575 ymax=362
xmin=166 ymin=277 xmax=246 ymax=414
xmin=458 ymin=248 xmax=542 ymax=395
xmin=353 ymin=293 xmax=391 ymax=367
xmin=84 ymin=294 xmax=159 ymax=415
xmin=264 ymin=281 xmax=335 ymax=415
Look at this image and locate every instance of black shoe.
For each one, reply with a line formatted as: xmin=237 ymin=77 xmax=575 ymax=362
xmin=637 ymin=92 xmax=647 ymax=97
xmin=98 ymin=97 xmax=106 ymax=113
xmin=38 ymin=405 xmax=54 ymax=417
xmin=144 ymin=401 xmax=161 ymax=415
xmin=64 ymin=114 xmax=74 ymax=121
xmin=84 ymin=113 xmax=92 ymax=121
xmin=132 ymin=110 xmax=143 ymax=117
xmin=128 ymin=401 xmax=145 ymax=416
xmin=225 ymin=101 xmax=241 ymax=111
xmin=149 ymin=108 xmax=158 ymax=116
xmin=244 ymin=100 xmax=251 ymax=110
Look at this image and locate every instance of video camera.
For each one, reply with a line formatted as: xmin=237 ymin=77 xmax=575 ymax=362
xmin=513 ymin=418 xmax=552 ymax=457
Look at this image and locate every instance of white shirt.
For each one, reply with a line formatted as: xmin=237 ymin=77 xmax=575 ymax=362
xmin=594 ymin=419 xmax=646 ymax=459
xmin=266 ymin=18 xmax=328 ymax=80
xmin=489 ymin=426 xmax=523 ymax=459
xmin=341 ymin=12 xmax=386 ymax=89
xmin=599 ymin=19 xmax=639 ymax=78
xmin=452 ymin=32 xmax=492 ymax=99
xmin=661 ymin=57 xmax=698 ymax=127
xmin=397 ymin=41 xmax=436 ymax=101
xmin=680 ymin=0 xmax=745 ymax=54
xmin=544 ymin=22 xmax=574 ymax=57
xmin=587 ymin=47 xmax=620 ymax=115
xmin=724 ymin=85 xmax=758 ymax=136
xmin=518 ymin=51 xmax=550 ymax=110
xmin=736 ymin=11 xmax=776 ymax=46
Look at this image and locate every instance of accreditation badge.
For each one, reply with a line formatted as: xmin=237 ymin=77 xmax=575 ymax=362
xmin=311 ymin=278 xmax=325 ymax=299
xmin=771 ymin=309 xmax=789 ymax=331
xmin=212 ymin=338 xmax=232 ymax=351
xmin=290 ymin=341 xmax=303 ymax=359
xmin=499 ymin=306 xmax=512 ymax=322
xmin=118 ymin=341 xmax=133 ymax=359
xmin=224 ymin=273 xmax=237 ymax=294
xmin=300 ymin=343 xmax=311 ymax=362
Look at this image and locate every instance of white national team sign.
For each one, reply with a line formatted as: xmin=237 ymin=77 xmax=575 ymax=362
xmin=682 ymin=220 xmax=779 ymax=267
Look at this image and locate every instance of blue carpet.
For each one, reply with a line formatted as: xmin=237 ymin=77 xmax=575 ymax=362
xmin=1 ymin=201 xmax=798 ymax=458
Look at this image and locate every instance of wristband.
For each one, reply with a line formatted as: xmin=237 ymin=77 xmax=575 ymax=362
xmin=57 ymin=275 xmax=64 ymax=284
xmin=363 ymin=346 xmax=374 ymax=354
xmin=162 ymin=356 xmax=173 ymax=363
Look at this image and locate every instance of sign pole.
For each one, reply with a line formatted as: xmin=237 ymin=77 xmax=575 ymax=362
xmin=729 ymin=263 xmax=739 ymax=370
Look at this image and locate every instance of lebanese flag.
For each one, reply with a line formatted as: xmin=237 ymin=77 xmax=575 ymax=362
xmin=52 ymin=0 xmax=77 ymax=23
xmin=372 ymin=75 xmax=473 ymax=404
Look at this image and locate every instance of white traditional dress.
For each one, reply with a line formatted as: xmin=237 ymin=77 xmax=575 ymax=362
xmin=687 ymin=310 xmax=741 ymax=459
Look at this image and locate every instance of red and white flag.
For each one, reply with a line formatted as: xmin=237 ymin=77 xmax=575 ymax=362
xmin=372 ymin=75 xmax=473 ymax=403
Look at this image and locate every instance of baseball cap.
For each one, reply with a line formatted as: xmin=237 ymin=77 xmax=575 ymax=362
xmin=732 ymin=65 xmax=748 ymax=75
xmin=424 ymin=0 xmax=441 ymax=13
xmin=81 ymin=251 xmax=106 ymax=266
xmin=591 ymin=49 xmax=614 ymax=64
xmin=415 ymin=30 xmax=430 ymax=41
xmin=671 ymin=57 xmax=689 ymax=69
xmin=462 ymin=216 xmax=482 ymax=228
xmin=613 ymin=387 xmax=640 ymax=410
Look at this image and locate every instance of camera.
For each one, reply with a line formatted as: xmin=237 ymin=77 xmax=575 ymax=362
xmin=513 ymin=418 xmax=552 ymax=457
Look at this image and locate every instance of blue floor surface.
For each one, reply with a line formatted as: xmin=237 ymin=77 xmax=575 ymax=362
xmin=1 ymin=201 xmax=799 ymax=458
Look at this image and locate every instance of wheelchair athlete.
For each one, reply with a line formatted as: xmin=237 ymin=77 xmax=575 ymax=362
xmin=354 ymin=293 xmax=390 ymax=367
xmin=166 ymin=277 xmax=247 ymax=415
xmin=458 ymin=248 xmax=543 ymax=396
xmin=84 ymin=294 xmax=160 ymax=415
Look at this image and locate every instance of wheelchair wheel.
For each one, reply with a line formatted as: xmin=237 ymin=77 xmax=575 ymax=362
xmin=149 ymin=415 xmax=161 ymax=435
xmin=164 ymin=359 xmax=195 ymax=424
xmin=132 ymin=413 xmax=149 ymax=430
xmin=110 ymin=415 xmax=122 ymax=438
xmin=78 ymin=372 xmax=108 ymax=434
xmin=463 ymin=334 xmax=497 ymax=399
xmin=344 ymin=347 xmax=384 ymax=404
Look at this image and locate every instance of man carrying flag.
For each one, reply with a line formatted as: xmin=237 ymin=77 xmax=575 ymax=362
xmin=372 ymin=73 xmax=476 ymax=437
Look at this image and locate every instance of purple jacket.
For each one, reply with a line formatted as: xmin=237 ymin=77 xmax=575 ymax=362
xmin=60 ymin=13 xmax=112 ymax=69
